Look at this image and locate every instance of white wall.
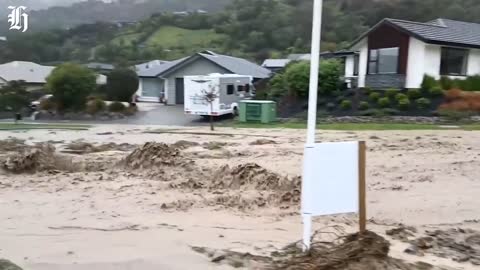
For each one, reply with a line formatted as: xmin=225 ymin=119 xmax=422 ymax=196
xmin=406 ymin=37 xmax=426 ymax=88
xmin=352 ymin=38 xmax=368 ymax=88
xmin=423 ymin=44 xmax=441 ymax=80
xmin=468 ymin=49 xmax=480 ymax=76
xmin=344 ymin=55 xmax=355 ymax=77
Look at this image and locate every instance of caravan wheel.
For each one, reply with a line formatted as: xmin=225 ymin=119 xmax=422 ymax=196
xmin=233 ymin=107 xmax=239 ymax=117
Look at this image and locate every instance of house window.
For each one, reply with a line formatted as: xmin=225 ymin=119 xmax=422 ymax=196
xmin=368 ymin=47 xmax=399 ymax=74
xmin=440 ymin=47 xmax=468 ymax=76
xmin=353 ymin=54 xmax=359 ymax=76
xmin=227 ymin=84 xmax=234 ymax=95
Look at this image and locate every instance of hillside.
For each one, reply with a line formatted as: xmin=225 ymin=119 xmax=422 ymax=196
xmin=3 ymin=0 xmax=480 ymax=64
xmin=0 ymin=0 xmax=233 ymax=33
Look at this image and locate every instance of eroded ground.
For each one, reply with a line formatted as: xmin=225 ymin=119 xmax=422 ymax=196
xmin=0 ymin=125 xmax=479 ymax=270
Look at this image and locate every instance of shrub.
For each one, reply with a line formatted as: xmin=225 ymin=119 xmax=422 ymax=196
xmin=416 ymin=98 xmax=431 ymax=109
xmin=317 ymin=99 xmax=327 ymax=106
xmin=319 ymin=59 xmax=342 ymax=95
xmin=106 ymin=68 xmax=139 ymax=102
xmin=407 ymin=89 xmax=421 ymax=99
xmin=359 ymin=109 xmax=382 ymax=116
xmin=326 ymin=102 xmax=336 ymax=111
xmin=39 ymin=98 xmax=56 ymax=111
xmin=340 ymin=100 xmax=352 ymax=110
xmin=463 ymin=75 xmax=480 ymax=91
xmin=382 ymin=108 xmax=400 ymax=116
xmin=377 ymin=97 xmax=390 ymax=108
xmin=369 ymin=92 xmax=381 ymax=102
xmin=363 ymin=87 xmax=372 ymax=95
xmin=420 ymin=75 xmax=438 ymax=92
xmin=331 ymin=90 xmax=342 ymax=97
xmin=445 ymin=89 xmax=463 ymax=101
xmin=397 ymin=97 xmax=411 ymax=110
xmin=46 ymin=63 xmax=96 ymax=111
xmin=85 ymin=98 xmax=107 ymax=115
xmin=440 ymin=76 xmax=455 ymax=90
xmin=395 ymin=93 xmax=408 ymax=102
xmin=344 ymin=89 xmax=356 ymax=97
xmin=358 ymin=101 xmax=369 ymax=111
xmin=429 ymin=86 xmax=444 ymax=97
xmin=108 ymin=101 xmax=126 ymax=112
xmin=335 ymin=95 xmax=346 ymax=104
xmin=438 ymin=110 xmax=473 ymax=122
xmin=385 ymin=88 xmax=398 ymax=99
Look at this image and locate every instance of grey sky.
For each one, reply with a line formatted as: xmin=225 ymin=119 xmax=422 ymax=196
xmin=0 ymin=0 xmax=109 ymax=10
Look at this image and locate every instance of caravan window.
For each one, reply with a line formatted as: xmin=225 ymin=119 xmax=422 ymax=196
xmin=237 ymin=85 xmax=244 ymax=92
xmin=245 ymin=84 xmax=250 ymax=93
xmin=227 ymin=84 xmax=234 ymax=95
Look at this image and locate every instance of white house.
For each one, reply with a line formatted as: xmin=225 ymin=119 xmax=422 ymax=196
xmin=346 ymin=18 xmax=480 ymax=89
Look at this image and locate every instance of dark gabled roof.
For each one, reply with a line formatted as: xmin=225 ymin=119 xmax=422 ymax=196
xmin=351 ymin=18 xmax=480 ymax=49
xmin=138 ymin=51 xmax=271 ymax=79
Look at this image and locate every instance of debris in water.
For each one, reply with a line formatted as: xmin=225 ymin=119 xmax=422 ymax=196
xmin=123 ymin=142 xmax=184 ymax=169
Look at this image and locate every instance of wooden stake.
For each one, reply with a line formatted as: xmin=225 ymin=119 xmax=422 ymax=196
xmin=358 ymin=141 xmax=367 ymax=233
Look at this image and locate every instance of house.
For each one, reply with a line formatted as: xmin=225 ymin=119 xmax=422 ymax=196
xmin=261 ymin=59 xmax=291 ymax=72
xmin=262 ymin=51 xmax=356 ymax=74
xmin=0 ymin=61 xmax=106 ymax=91
xmin=0 ymin=36 xmax=6 ymax=42
xmin=348 ymin=18 xmax=480 ymax=89
xmin=136 ymin=51 xmax=271 ymax=104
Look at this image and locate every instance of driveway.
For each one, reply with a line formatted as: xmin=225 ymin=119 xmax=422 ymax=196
xmin=113 ymin=103 xmax=203 ymax=126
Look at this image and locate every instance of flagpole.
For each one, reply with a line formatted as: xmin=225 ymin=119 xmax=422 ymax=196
xmin=302 ymin=0 xmax=323 ymax=251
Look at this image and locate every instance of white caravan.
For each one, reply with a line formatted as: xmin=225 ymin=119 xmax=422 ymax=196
xmin=184 ymin=74 xmax=254 ymax=117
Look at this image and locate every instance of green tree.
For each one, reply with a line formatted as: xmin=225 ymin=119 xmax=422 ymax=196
xmin=46 ymin=63 xmax=97 ymax=111
xmin=106 ymin=68 xmax=139 ymax=102
xmin=0 ymin=81 xmax=30 ymax=112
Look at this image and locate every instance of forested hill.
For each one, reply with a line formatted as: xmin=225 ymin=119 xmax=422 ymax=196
xmin=2 ymin=0 xmax=480 ymax=64
xmin=0 ymin=0 xmax=232 ymax=31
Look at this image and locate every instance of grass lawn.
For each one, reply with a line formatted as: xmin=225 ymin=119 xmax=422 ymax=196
xmin=111 ymin=32 xmax=143 ymax=46
xmin=145 ymin=26 xmax=225 ymax=48
xmin=228 ymin=121 xmax=480 ymax=131
xmin=0 ymin=123 xmax=91 ymax=131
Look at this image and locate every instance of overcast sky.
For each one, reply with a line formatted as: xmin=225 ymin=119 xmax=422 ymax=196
xmin=1 ymin=0 xmax=110 ymax=10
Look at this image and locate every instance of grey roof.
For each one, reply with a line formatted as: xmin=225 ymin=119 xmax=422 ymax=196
xmin=353 ymin=18 xmax=480 ymax=49
xmin=137 ymin=57 xmax=188 ymax=77
xmin=198 ymin=52 xmax=271 ymax=79
xmin=138 ymin=51 xmax=271 ymax=79
xmin=135 ymin=60 xmax=170 ymax=71
xmin=0 ymin=61 xmax=54 ymax=83
xmin=262 ymin=59 xmax=291 ymax=68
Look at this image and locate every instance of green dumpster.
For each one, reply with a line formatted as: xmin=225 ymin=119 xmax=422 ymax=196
xmin=239 ymin=100 xmax=277 ymax=123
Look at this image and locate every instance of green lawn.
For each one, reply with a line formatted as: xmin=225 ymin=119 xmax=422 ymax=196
xmin=145 ymin=26 xmax=225 ymax=48
xmin=229 ymin=121 xmax=480 ymax=131
xmin=0 ymin=123 xmax=91 ymax=131
xmin=111 ymin=32 xmax=143 ymax=46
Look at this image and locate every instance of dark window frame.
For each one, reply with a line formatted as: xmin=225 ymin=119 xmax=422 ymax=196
xmin=368 ymin=47 xmax=399 ymax=74
xmin=440 ymin=47 xmax=469 ymax=76
xmin=226 ymin=84 xmax=235 ymax=95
